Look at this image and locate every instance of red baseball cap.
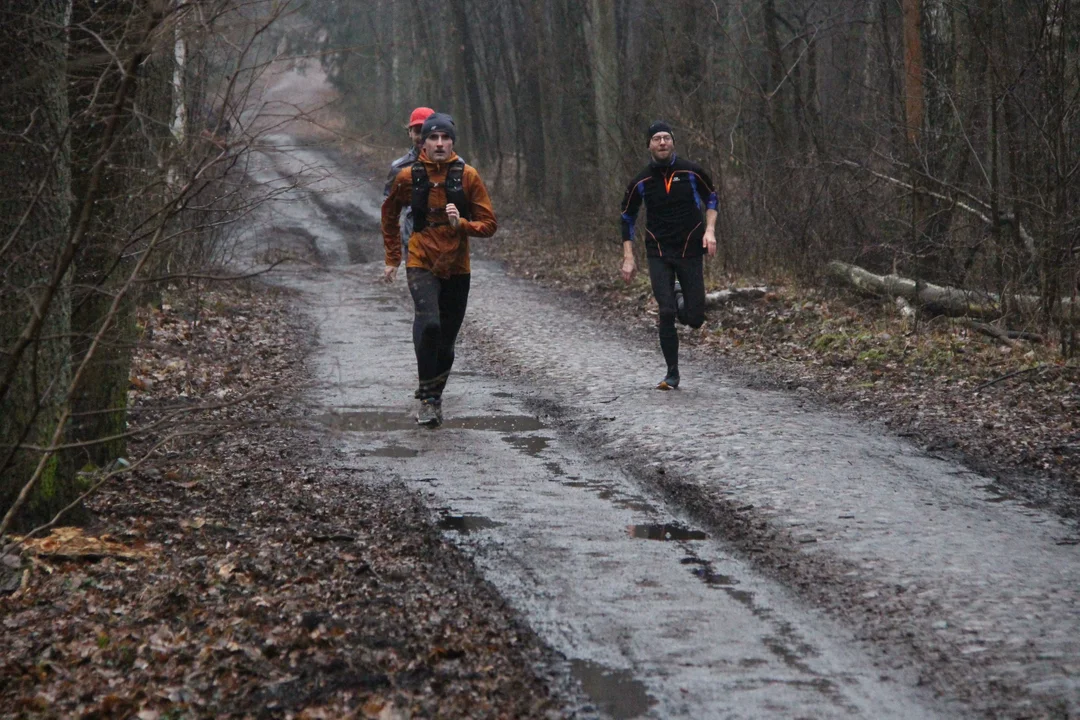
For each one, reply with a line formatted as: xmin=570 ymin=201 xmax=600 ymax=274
xmin=407 ymin=107 xmax=435 ymax=129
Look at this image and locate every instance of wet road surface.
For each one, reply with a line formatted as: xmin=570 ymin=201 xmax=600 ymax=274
xmin=242 ymin=135 xmax=1080 ymax=718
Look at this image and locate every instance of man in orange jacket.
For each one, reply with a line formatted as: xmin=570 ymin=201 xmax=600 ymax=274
xmin=382 ymin=113 xmax=497 ymax=426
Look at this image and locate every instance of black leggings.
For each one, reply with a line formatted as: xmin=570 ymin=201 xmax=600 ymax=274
xmin=647 ymin=255 xmax=705 ymax=370
xmin=407 ymin=268 xmax=470 ymax=401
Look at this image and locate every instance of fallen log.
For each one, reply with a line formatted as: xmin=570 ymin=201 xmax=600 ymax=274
xmin=963 ymin=319 xmax=1018 ymax=348
xmin=826 ymin=261 xmax=1074 ymax=320
xmin=705 ymin=286 xmax=768 ymax=309
xmin=962 ymin=319 xmax=1045 ymax=345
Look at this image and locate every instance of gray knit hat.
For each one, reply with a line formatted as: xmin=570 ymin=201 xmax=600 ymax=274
xmin=421 ymin=113 xmax=457 ymax=142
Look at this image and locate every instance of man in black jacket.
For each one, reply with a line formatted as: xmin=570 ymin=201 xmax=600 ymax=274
xmin=619 ymin=121 xmax=718 ymax=389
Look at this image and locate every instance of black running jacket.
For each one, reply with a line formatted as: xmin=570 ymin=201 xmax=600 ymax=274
xmin=620 ymin=155 xmax=717 ymax=258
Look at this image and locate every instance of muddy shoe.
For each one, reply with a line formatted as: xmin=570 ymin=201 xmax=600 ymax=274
xmin=416 ymin=399 xmax=442 ymax=427
xmin=656 ymin=368 xmax=680 ymax=390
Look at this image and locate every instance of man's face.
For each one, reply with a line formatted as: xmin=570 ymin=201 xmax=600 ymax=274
xmin=408 ymin=125 xmax=423 ymax=146
xmin=649 ymin=132 xmax=674 ymax=163
xmin=424 ymin=131 xmax=454 ymax=161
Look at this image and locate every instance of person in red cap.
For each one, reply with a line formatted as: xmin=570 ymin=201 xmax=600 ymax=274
xmin=384 ymin=107 xmax=435 ymax=249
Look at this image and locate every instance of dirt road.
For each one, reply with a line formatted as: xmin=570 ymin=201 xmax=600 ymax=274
xmin=243 ymin=134 xmax=1080 ymax=719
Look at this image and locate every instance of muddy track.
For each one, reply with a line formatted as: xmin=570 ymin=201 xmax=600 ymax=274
xmin=247 ymin=135 xmax=1080 ymax=719
xmin=457 ymin=264 xmax=1080 ymax=719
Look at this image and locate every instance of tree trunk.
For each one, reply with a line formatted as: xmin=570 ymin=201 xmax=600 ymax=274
xmin=68 ymin=0 xmax=148 ymax=470
xmin=449 ymin=0 xmax=491 ymax=164
xmin=517 ymin=0 xmax=549 ymax=198
xmin=0 ymin=0 xmax=82 ymax=530
xmin=901 ymin=0 xmax=924 ymax=145
xmin=763 ymin=0 xmax=789 ymax=149
xmin=584 ymin=0 xmax=619 ymax=210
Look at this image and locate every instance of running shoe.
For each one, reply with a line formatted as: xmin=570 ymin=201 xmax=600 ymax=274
xmin=416 ymin=399 xmax=442 ymax=427
xmin=656 ymin=367 xmax=680 ymax=390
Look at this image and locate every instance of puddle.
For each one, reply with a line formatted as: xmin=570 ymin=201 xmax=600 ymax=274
xmin=315 ymin=410 xmax=545 ymax=433
xmin=681 ymin=557 xmax=736 ymax=586
xmin=492 ymin=391 xmax=513 ymax=398
xmin=724 ymin=587 xmax=757 ymax=609
xmin=557 ymin=476 xmax=653 ymax=511
xmin=612 ymin=498 xmax=655 ymax=513
xmin=446 ymin=415 xmax=545 ymax=432
xmin=570 ymin=659 xmax=655 ymax=720
xmin=629 ymin=524 xmax=707 ymax=541
xmin=316 ymin=411 xmax=416 ymax=432
xmin=438 ymin=514 xmax=504 ymax=535
xmin=503 ymin=434 xmax=551 ymax=457
xmin=367 ymin=445 xmax=419 ymax=458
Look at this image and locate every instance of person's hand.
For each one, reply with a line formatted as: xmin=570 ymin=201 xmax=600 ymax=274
xmin=383 ymin=265 xmax=398 ymax=283
xmin=446 ymin=203 xmax=460 ymax=228
xmin=703 ymin=229 xmax=717 ymax=257
xmin=620 ymin=256 xmax=636 ymax=283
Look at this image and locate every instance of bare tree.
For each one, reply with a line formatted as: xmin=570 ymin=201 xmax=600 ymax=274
xmin=0 ymin=0 xmax=80 ymax=530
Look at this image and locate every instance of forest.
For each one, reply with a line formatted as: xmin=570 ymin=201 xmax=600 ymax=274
xmin=1 ymin=0 xmax=272 ymax=532
xmin=304 ymin=0 xmax=1080 ymax=343
xmin=3 ymin=3 xmax=1080 ymax=718
xmin=3 ymin=0 xmax=1080 ymax=560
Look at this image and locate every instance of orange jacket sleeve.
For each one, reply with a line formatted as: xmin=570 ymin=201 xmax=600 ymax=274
xmin=460 ymin=166 xmax=497 ymax=238
xmin=381 ymin=167 xmax=410 ymax=266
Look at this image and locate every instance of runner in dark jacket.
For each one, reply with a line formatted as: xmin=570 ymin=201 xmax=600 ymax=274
xmin=619 ymin=121 xmax=718 ymax=389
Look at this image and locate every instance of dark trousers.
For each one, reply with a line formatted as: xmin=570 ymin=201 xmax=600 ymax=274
xmin=647 ymin=255 xmax=705 ymax=370
xmin=407 ymin=268 xmax=470 ymax=401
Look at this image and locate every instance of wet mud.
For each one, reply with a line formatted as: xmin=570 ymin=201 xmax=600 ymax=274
xmin=570 ymin=660 xmax=657 ymax=719
xmin=315 ymin=410 xmax=546 ymax=433
xmin=248 ymin=133 xmax=1080 ymax=719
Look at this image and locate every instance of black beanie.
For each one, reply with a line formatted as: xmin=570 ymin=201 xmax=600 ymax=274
xmin=646 ymin=121 xmax=673 ymax=146
xmin=421 ymin=113 xmax=457 ymax=142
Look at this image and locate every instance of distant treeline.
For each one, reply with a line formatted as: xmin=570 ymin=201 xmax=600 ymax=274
xmin=300 ymin=0 xmax=1079 ymax=346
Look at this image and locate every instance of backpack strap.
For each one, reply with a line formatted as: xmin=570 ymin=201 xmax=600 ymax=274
xmin=410 ymin=161 xmax=430 ymax=232
xmin=444 ymin=160 xmax=471 ymax=222
xmin=410 ymin=159 xmax=470 ymax=232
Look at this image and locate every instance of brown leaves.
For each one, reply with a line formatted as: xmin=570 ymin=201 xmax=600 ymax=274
xmin=15 ymin=528 xmax=157 ymax=561
xmin=359 ymin=697 xmax=407 ymax=719
xmin=1 ymin=283 xmax=557 ymax=719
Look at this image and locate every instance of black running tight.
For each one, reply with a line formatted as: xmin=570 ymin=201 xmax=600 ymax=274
xmin=406 ymin=268 xmax=470 ymax=401
xmin=646 ymin=255 xmax=705 ymax=370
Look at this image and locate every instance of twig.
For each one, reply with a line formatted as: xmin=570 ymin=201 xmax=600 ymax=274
xmin=973 ymin=365 xmax=1044 ymax=392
